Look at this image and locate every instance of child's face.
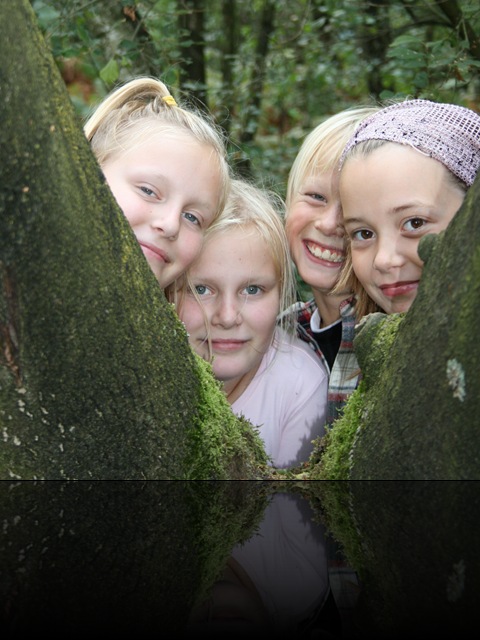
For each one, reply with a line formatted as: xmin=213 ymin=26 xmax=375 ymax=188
xmin=101 ymin=133 xmax=221 ymax=288
xmin=340 ymin=143 xmax=465 ymax=314
xmin=177 ymin=227 xmax=280 ymax=397
xmin=285 ymin=169 xmax=347 ymax=297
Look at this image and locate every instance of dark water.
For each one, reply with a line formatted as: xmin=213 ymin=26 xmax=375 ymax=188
xmin=1 ymin=481 xmax=477 ymax=638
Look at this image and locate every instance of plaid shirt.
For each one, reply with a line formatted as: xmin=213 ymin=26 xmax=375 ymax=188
xmin=293 ymin=297 xmax=361 ymax=425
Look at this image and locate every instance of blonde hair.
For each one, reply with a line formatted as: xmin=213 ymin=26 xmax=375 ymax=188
xmin=285 ymin=106 xmax=380 ymax=216
xmin=84 ymin=76 xmax=230 ymax=222
xmin=172 ymin=178 xmax=297 ymax=361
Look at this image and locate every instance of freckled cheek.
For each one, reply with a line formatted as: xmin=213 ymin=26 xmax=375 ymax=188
xmin=255 ymin=320 xmax=278 ymax=350
xmin=253 ymin=302 xmax=279 ymax=340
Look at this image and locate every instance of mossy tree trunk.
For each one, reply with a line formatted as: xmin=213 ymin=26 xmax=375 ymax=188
xmin=0 ymin=0 xmax=267 ymax=480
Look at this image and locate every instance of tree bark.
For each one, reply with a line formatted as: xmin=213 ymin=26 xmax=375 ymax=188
xmin=0 ymin=0 xmax=267 ymax=480
xmin=177 ymin=0 xmax=208 ymax=109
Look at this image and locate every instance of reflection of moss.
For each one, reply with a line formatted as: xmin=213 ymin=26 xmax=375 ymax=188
xmin=299 ymin=482 xmax=366 ymax=578
xmin=301 ymin=481 xmax=480 ymax=636
xmin=0 ymin=481 xmax=272 ymax=634
xmin=183 ymin=481 xmax=273 ymax=609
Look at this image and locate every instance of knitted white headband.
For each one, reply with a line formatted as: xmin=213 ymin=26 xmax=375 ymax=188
xmin=341 ymin=99 xmax=480 ymax=187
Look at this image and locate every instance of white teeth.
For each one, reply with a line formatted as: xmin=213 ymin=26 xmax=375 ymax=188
xmin=307 ymin=244 xmax=344 ymax=263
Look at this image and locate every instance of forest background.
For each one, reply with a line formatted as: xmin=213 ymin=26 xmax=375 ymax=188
xmin=32 ymin=0 xmax=480 ymax=186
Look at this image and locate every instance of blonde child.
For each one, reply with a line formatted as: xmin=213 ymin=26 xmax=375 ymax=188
xmin=284 ymin=106 xmax=379 ymax=424
xmin=173 ymin=178 xmax=328 ymax=469
xmin=84 ymin=76 xmax=230 ymax=288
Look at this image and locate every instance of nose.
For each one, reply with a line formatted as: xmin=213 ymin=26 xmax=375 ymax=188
xmin=151 ymin=206 xmax=181 ymax=240
xmin=314 ymin=202 xmax=344 ymax=238
xmin=373 ymin=236 xmax=406 ymax=272
xmin=211 ymin=294 xmax=242 ymax=328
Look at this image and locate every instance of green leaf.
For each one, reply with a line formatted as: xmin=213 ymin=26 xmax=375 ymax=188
xmin=99 ymin=59 xmax=119 ymax=86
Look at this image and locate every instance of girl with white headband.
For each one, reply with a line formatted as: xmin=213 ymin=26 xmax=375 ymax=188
xmin=336 ymin=98 xmax=480 ymax=318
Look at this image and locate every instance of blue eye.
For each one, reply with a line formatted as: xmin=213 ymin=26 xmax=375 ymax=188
xmin=195 ymin=284 xmax=208 ymax=295
xmin=245 ymin=285 xmax=261 ymax=295
xmin=183 ymin=211 xmax=200 ymax=225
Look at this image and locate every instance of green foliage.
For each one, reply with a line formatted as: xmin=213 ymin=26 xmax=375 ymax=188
xmin=384 ymin=31 xmax=479 ymax=101
xmin=31 ymin=0 xmax=480 ymax=191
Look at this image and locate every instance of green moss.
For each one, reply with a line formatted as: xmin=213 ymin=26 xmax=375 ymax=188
xmin=307 ymin=314 xmax=405 ymax=481
xmin=184 ymin=355 xmax=270 ymax=480
xmin=302 ymin=481 xmax=367 ymax=578
xmin=354 ymin=313 xmax=405 ymax=386
xmin=310 ymin=381 xmax=367 ymax=480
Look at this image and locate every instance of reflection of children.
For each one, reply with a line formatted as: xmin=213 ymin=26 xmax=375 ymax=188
xmin=229 ymin=492 xmax=331 ymax=635
xmin=186 ymin=492 xmax=333 ymax=638
xmin=84 ymin=77 xmax=230 ymax=288
xmin=173 ymin=178 xmax=328 ymax=469
xmin=337 ymin=99 xmax=480 ymax=318
xmin=284 ymin=107 xmax=379 ymax=424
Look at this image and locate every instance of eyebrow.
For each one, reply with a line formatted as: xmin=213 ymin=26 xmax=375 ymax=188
xmin=344 ymin=201 xmax=432 ymax=225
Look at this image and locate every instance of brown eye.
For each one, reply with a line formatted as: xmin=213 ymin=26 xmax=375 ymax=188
xmin=405 ymin=217 xmax=427 ymax=232
xmin=410 ymin=218 xmax=424 ymax=229
xmin=352 ymin=229 xmax=374 ymax=241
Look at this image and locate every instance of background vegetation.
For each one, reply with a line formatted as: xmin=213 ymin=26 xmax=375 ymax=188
xmin=31 ymin=0 xmax=480 ymax=194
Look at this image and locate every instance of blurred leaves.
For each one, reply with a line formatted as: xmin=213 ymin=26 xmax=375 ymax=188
xmin=30 ymin=0 xmax=480 ymax=189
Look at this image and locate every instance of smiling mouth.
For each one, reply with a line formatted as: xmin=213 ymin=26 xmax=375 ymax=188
xmin=379 ymin=281 xmax=419 ymax=297
xmin=139 ymin=241 xmax=170 ymax=263
xmin=305 ymin=242 xmax=344 ymax=263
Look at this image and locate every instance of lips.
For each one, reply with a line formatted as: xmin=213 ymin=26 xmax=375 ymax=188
xmin=305 ymin=241 xmax=344 ymax=264
xmin=138 ymin=241 xmax=170 ymax=263
xmin=379 ymin=281 xmax=419 ymax=297
xmin=211 ymin=339 xmax=247 ymax=353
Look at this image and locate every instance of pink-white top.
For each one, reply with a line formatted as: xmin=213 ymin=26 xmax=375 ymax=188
xmin=232 ymin=328 xmax=328 ymax=469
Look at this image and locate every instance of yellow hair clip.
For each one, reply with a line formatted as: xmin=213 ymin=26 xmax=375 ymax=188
xmin=162 ymin=94 xmax=177 ymax=107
